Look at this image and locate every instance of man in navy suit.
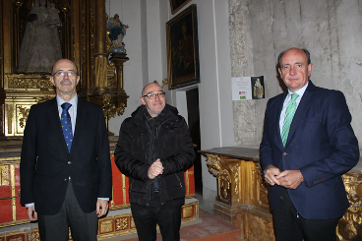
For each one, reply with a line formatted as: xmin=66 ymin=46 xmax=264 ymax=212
xmin=260 ymin=48 xmax=359 ymax=241
xmin=20 ymin=59 xmax=112 ymax=241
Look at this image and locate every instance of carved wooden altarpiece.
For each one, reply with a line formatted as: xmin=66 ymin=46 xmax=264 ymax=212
xmin=0 ymin=0 xmax=128 ymax=138
xmin=0 ymin=4 xmax=199 ymax=239
xmin=200 ymin=147 xmax=362 ymax=241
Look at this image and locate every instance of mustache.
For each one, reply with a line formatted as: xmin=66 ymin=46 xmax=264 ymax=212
xmin=60 ymin=80 xmax=72 ymax=85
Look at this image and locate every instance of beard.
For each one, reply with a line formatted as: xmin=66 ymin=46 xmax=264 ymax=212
xmin=146 ymin=101 xmax=165 ymax=117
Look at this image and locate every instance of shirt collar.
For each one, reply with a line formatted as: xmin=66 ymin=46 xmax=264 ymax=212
xmin=56 ymin=95 xmax=78 ymax=108
xmin=287 ymin=81 xmax=309 ymax=98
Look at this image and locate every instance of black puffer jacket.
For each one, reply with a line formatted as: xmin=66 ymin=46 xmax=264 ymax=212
xmin=114 ymin=104 xmax=195 ymax=206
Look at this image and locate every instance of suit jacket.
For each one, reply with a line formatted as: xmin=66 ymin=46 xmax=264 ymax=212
xmin=20 ymin=97 xmax=112 ymax=215
xmin=260 ymin=81 xmax=359 ymax=219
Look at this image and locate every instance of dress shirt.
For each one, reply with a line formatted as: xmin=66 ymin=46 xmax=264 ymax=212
xmin=279 ymin=82 xmax=309 ymax=137
xmin=57 ymin=95 xmax=77 ymax=136
xmin=26 ymin=95 xmax=108 ymax=208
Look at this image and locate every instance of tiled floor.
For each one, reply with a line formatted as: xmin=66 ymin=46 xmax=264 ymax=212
xmin=100 ymin=193 xmax=241 ymax=241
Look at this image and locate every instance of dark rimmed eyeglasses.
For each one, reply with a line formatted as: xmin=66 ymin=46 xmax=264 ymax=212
xmin=142 ymin=92 xmax=165 ymax=99
xmin=52 ymin=71 xmax=78 ymax=77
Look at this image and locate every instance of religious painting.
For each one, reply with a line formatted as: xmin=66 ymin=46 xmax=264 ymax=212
xmin=252 ymin=76 xmax=265 ymax=99
xmin=166 ymin=4 xmax=199 ymax=90
xmin=169 ymin=0 xmax=192 ymax=15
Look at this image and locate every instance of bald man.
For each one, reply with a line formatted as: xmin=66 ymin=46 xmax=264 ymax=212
xmin=114 ymin=82 xmax=195 ymax=241
xmin=260 ymin=48 xmax=359 ymax=241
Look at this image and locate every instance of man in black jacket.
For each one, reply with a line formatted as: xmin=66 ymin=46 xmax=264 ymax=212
xmin=114 ymin=82 xmax=195 ymax=241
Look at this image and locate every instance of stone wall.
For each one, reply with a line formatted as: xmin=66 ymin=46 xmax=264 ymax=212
xmin=230 ymin=0 xmax=362 ymax=149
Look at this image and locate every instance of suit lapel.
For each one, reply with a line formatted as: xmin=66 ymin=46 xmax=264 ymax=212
xmin=71 ymin=98 xmax=86 ymax=152
xmin=285 ymin=82 xmax=316 ymax=147
xmin=47 ymin=98 xmax=70 ymax=154
xmin=276 ymin=92 xmax=288 ymax=149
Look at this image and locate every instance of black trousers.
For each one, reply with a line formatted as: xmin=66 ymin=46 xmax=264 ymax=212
xmin=131 ymin=192 xmax=183 ymax=241
xmin=273 ymin=188 xmax=339 ymax=241
xmin=38 ymin=182 xmax=98 ymax=241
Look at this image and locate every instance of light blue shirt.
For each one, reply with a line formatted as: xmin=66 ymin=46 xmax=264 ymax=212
xmin=279 ymin=82 xmax=309 ymax=137
xmin=57 ymin=95 xmax=78 ymax=136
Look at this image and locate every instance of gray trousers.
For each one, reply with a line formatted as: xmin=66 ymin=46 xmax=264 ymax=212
xmin=38 ymin=182 xmax=98 ymax=241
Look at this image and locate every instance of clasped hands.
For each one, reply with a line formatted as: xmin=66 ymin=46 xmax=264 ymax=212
xmin=264 ymin=165 xmax=304 ymax=189
xmin=148 ymin=158 xmax=163 ymax=179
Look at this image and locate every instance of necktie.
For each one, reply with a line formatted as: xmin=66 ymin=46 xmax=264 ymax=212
xmin=61 ymin=102 xmax=73 ymax=152
xmin=281 ymin=93 xmax=299 ymax=147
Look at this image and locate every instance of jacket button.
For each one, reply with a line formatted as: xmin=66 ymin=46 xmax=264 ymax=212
xmin=283 ymin=152 xmax=287 ymax=156
xmin=68 ymin=161 xmax=71 ymax=165
xmin=64 ymin=178 xmax=67 ymax=181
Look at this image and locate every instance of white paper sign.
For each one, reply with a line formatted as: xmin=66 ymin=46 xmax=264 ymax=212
xmin=231 ymin=76 xmax=265 ymax=100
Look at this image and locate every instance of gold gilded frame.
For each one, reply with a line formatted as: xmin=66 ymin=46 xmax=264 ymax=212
xmin=0 ymin=0 xmax=128 ymax=137
xmin=169 ymin=0 xmax=191 ymax=15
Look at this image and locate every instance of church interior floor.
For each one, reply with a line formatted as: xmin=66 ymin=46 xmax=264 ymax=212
xmin=100 ymin=194 xmax=241 ymax=241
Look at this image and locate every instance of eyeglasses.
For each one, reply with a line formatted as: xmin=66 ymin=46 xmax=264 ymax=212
xmin=52 ymin=71 xmax=78 ymax=77
xmin=142 ymin=92 xmax=165 ymax=99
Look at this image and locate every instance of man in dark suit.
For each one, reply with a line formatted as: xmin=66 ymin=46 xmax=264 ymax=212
xmin=260 ymin=48 xmax=359 ymax=241
xmin=20 ymin=59 xmax=112 ymax=241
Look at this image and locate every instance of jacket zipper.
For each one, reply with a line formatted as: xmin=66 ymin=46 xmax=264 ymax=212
xmin=174 ymin=173 xmax=183 ymax=187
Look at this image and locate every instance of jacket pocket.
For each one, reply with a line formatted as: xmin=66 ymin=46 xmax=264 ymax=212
xmin=164 ymin=173 xmax=183 ymax=190
xmin=129 ymin=179 xmax=149 ymax=194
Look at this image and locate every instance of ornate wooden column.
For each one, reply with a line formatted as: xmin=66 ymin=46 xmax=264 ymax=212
xmin=94 ymin=0 xmax=108 ymax=95
xmin=0 ymin=0 xmax=5 ymax=137
xmin=200 ymin=147 xmax=362 ymax=241
xmin=50 ymin=0 xmax=130 ymax=133
xmin=107 ymin=54 xmax=129 ymax=117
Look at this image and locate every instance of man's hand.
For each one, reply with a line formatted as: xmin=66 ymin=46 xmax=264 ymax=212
xmin=264 ymin=165 xmax=281 ymax=186
xmin=148 ymin=159 xmax=164 ymax=179
xmin=276 ymin=170 xmax=304 ymax=189
xmin=27 ymin=205 xmax=38 ymax=221
xmin=96 ymin=199 xmax=109 ymax=218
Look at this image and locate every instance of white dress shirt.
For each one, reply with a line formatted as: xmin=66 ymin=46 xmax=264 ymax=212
xmin=279 ymin=82 xmax=309 ymax=137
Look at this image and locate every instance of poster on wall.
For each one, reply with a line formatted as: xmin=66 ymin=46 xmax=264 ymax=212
xmin=231 ymin=76 xmax=265 ymax=100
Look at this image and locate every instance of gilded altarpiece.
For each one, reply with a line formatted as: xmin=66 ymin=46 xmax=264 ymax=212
xmin=201 ymin=147 xmax=362 ymax=241
xmin=0 ymin=1 xmax=200 ymax=240
xmin=1 ymin=0 xmax=128 ymax=138
xmin=0 ymin=4 xmax=198 ymax=238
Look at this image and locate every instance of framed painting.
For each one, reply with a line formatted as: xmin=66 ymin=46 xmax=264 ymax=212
xmin=169 ymin=0 xmax=192 ymax=15
xmin=166 ymin=4 xmax=199 ymax=90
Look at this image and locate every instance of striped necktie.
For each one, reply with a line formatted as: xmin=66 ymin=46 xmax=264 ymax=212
xmin=61 ymin=102 xmax=73 ymax=152
xmin=281 ymin=93 xmax=299 ymax=147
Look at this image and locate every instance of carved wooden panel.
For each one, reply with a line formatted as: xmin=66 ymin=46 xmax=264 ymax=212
xmin=202 ymin=147 xmax=362 ymax=241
